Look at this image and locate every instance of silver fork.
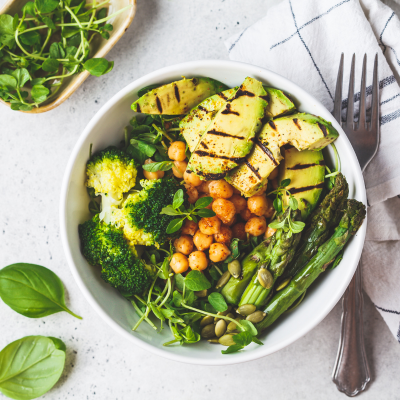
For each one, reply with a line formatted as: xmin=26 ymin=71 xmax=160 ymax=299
xmin=331 ymin=53 xmax=379 ymax=397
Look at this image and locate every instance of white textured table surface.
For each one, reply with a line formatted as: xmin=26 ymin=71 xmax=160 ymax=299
xmin=1 ymin=1 xmax=400 ymax=399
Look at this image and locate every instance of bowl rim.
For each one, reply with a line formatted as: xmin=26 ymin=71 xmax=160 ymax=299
xmin=60 ymin=59 xmax=367 ymax=365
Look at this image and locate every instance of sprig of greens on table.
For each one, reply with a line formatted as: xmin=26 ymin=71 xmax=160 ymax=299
xmin=160 ymin=189 xmax=216 ymax=234
xmin=0 ymin=263 xmax=81 ymax=400
xmin=0 ymin=0 xmax=124 ymax=110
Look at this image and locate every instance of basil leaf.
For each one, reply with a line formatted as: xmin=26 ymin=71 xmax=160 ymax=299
xmin=289 ymin=196 xmax=298 ymax=210
xmin=142 ymin=161 xmax=173 ymax=172
xmin=195 ymin=208 xmax=216 ymax=218
xmin=194 ymin=196 xmax=213 ymax=209
xmin=280 ymin=178 xmax=291 ymax=187
xmin=0 ymin=263 xmax=82 ymax=319
xmin=0 ymin=74 xmax=17 ymax=90
xmin=221 ymin=344 xmax=244 ymax=354
xmin=35 ymin=0 xmax=59 ymax=14
xmin=83 ymin=58 xmax=113 ymax=76
xmin=42 ymin=58 xmax=60 ymax=72
xmin=174 ymin=273 xmax=185 ymax=291
xmin=137 ymin=83 xmax=160 ymax=98
xmin=166 ymin=218 xmax=184 ymax=234
xmin=31 ymin=84 xmax=49 ymax=103
xmin=160 ymin=205 xmax=180 ymax=216
xmin=184 ymin=270 xmax=211 ymax=291
xmin=238 ymin=320 xmax=258 ymax=336
xmin=208 ymin=292 xmax=228 ymax=312
xmin=0 ymin=336 xmax=66 ymax=400
xmin=172 ymin=189 xmax=184 ymax=209
xmin=233 ymin=331 xmax=253 ymax=346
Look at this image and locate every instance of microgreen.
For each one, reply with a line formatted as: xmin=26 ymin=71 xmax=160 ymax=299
xmin=161 ymin=190 xmax=216 ymax=234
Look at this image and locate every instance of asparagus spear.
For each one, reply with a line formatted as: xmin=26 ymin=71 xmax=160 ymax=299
xmin=281 ymin=172 xmax=349 ymax=281
xmin=239 ymin=210 xmax=302 ymax=308
xmin=256 ymin=199 xmax=366 ymax=332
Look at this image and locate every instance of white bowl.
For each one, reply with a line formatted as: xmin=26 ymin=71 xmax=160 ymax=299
xmin=60 ymin=60 xmax=367 ymax=366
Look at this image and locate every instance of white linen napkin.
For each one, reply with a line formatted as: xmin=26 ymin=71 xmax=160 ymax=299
xmin=225 ymin=0 xmax=400 ymax=342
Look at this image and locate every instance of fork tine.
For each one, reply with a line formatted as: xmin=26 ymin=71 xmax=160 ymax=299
xmin=333 ymin=53 xmax=344 ymax=125
xmin=346 ymin=54 xmax=356 ymax=128
xmin=370 ymin=53 xmax=379 ymax=132
xmin=358 ymin=54 xmax=367 ymax=128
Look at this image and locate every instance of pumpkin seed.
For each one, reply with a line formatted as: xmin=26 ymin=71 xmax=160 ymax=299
xmin=214 ymin=310 xmax=228 ymax=323
xmin=246 ymin=310 xmax=266 ymax=323
xmin=215 ymin=320 xmax=227 ymax=337
xmin=194 ymin=289 xmax=207 ymax=297
xmin=225 ymin=313 xmax=234 ymax=320
xmin=276 ymin=277 xmax=291 ymax=291
xmin=208 ymin=338 xmax=220 ymax=344
xmin=227 ymin=320 xmax=240 ymax=333
xmin=237 ymin=304 xmax=256 ymax=316
xmin=219 ymin=334 xmax=236 ymax=346
xmin=200 ymin=315 xmax=214 ymax=327
xmin=258 ymin=268 xmax=273 ymax=289
xmin=201 ymin=324 xmax=216 ymax=339
xmin=228 ymin=260 xmax=241 ymax=278
xmin=215 ymin=271 xmax=231 ymax=289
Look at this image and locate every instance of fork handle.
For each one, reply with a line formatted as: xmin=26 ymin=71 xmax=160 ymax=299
xmin=332 ymin=264 xmax=371 ymax=397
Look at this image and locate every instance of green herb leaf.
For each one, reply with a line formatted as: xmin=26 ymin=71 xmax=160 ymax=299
xmin=160 ymin=205 xmax=180 ymax=216
xmin=252 ymin=337 xmax=264 ymax=345
xmin=31 ymin=84 xmax=49 ymax=103
xmin=23 ymin=2 xmax=36 ymax=16
xmin=174 ymin=273 xmax=185 ymax=291
xmin=42 ymin=58 xmax=60 ymax=72
xmin=233 ymin=331 xmax=253 ymax=346
xmin=20 ymin=30 xmax=41 ymax=46
xmin=273 ymin=196 xmax=282 ymax=213
xmin=103 ymin=23 xmax=113 ymax=31
xmin=289 ymin=196 xmax=298 ymax=210
xmin=0 ymin=14 xmax=16 ymax=49
xmin=49 ymin=42 xmax=65 ymax=59
xmin=0 ymin=263 xmax=82 ymax=319
xmin=179 ymin=325 xmax=200 ymax=344
xmin=207 ymin=292 xmax=228 ymax=312
xmin=239 ymin=320 xmax=258 ymax=336
xmin=184 ymin=270 xmax=211 ymax=291
xmin=0 ymin=336 xmax=66 ymax=400
xmin=280 ymin=178 xmax=291 ymax=187
xmin=31 ymin=77 xmax=46 ymax=86
xmin=12 ymin=68 xmax=31 ymax=88
xmin=166 ymin=218 xmax=184 ymax=234
xmin=268 ymin=219 xmax=286 ymax=230
xmin=194 ymin=196 xmax=213 ymax=209
xmin=172 ymin=189 xmax=184 ymax=209
xmin=221 ymin=344 xmax=244 ymax=354
xmin=0 ymin=74 xmax=17 ymax=90
xmin=172 ymin=290 xmax=183 ymax=307
xmin=195 ymin=208 xmax=216 ymax=218
xmin=35 ymin=0 xmax=59 ymax=13
xmin=159 ymin=256 xmax=171 ymax=280
xmin=149 ymin=302 xmax=165 ymax=321
xmin=142 ymin=161 xmax=173 ymax=172
xmin=290 ymin=219 xmax=305 ymax=233
xmin=137 ymin=140 xmax=157 ymax=157
xmin=42 ymin=16 xmax=56 ymax=29
xmin=184 ymin=289 xmax=196 ymax=306
xmin=83 ymin=58 xmax=113 ymax=76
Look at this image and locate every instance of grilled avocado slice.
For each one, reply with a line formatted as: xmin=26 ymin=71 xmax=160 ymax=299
xmin=263 ymin=87 xmax=296 ymax=118
xmin=131 ymin=77 xmax=228 ymax=115
xmin=279 ymin=147 xmax=325 ymax=219
xmin=187 ymin=77 xmax=268 ymax=179
xmin=179 ymin=88 xmax=237 ymax=153
xmin=226 ymin=113 xmax=339 ymax=197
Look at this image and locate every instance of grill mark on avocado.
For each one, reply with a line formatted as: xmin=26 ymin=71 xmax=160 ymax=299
xmin=194 ymin=150 xmax=246 ymax=163
xmin=136 ymin=103 xmax=141 ymax=113
xmin=207 ymin=129 xmax=245 ymax=139
xmin=174 ymin=84 xmax=180 ymax=103
xmin=196 ymin=170 xmax=226 ymax=180
xmin=268 ymin=120 xmax=277 ymax=130
xmin=156 ymin=97 xmax=163 ymax=113
xmin=288 ymin=163 xmax=319 ymax=170
xmin=289 ymin=182 xmax=324 ymax=194
xmin=221 ymin=103 xmax=240 ymax=116
xmin=260 ymin=93 xmax=270 ymax=102
xmin=229 ymin=89 xmax=256 ymax=102
xmin=293 ymin=118 xmax=302 ymax=130
xmin=317 ymin=122 xmax=328 ymax=137
xmin=256 ymin=140 xmax=278 ymax=166
xmin=245 ymin=161 xmax=262 ymax=180
xmin=198 ymin=105 xmax=210 ymax=113
xmin=217 ymin=92 xmax=228 ymax=100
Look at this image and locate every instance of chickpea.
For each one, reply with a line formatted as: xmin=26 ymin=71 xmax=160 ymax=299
xmin=209 ymin=180 xmax=234 ymax=199
xmin=174 ymin=235 xmax=194 ymax=255
xmin=184 ymin=184 xmax=199 ymax=204
xmin=264 ymin=226 xmax=277 ymax=239
xmin=193 ymin=230 xmax=213 ymax=251
xmin=230 ymin=194 xmax=247 ymax=213
xmin=264 ymin=197 xmax=275 ymax=219
xmin=198 ymin=180 xmax=212 ymax=194
xmin=198 ymin=193 xmax=213 ymax=210
xmin=245 ymin=216 xmax=267 ymax=236
xmin=212 ymin=198 xmax=236 ymax=224
xmin=199 ymin=216 xmax=221 ymax=235
xmin=214 ymin=225 xmax=232 ymax=245
xmin=143 ymin=159 xmax=165 ymax=180
xmin=170 ymin=253 xmax=189 ymax=274
xmin=181 ymin=219 xmax=198 ymax=236
xmin=232 ymin=222 xmax=247 ymax=241
xmin=240 ymin=208 xmax=256 ymax=221
xmin=209 ymin=243 xmax=231 ymax=263
xmin=232 ymin=187 xmax=241 ymax=195
xmin=270 ymin=178 xmax=279 ymax=190
xmin=225 ymin=214 xmax=237 ymax=226
xmin=172 ymin=160 xmax=188 ymax=179
xmin=183 ymin=170 xmax=202 ymax=187
xmin=188 ymin=251 xmax=208 ymax=271
xmin=168 ymin=141 xmax=186 ymax=161
xmin=248 ymin=195 xmax=269 ymax=217
xmin=268 ymin=167 xmax=279 ymax=180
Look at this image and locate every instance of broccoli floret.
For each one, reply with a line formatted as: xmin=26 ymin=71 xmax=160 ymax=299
xmin=86 ymin=146 xmax=137 ymax=223
xmin=78 ymin=215 xmax=152 ymax=295
xmin=111 ymin=178 xmax=183 ymax=247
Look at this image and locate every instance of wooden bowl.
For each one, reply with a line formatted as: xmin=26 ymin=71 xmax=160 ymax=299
xmin=0 ymin=0 xmax=136 ymax=113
